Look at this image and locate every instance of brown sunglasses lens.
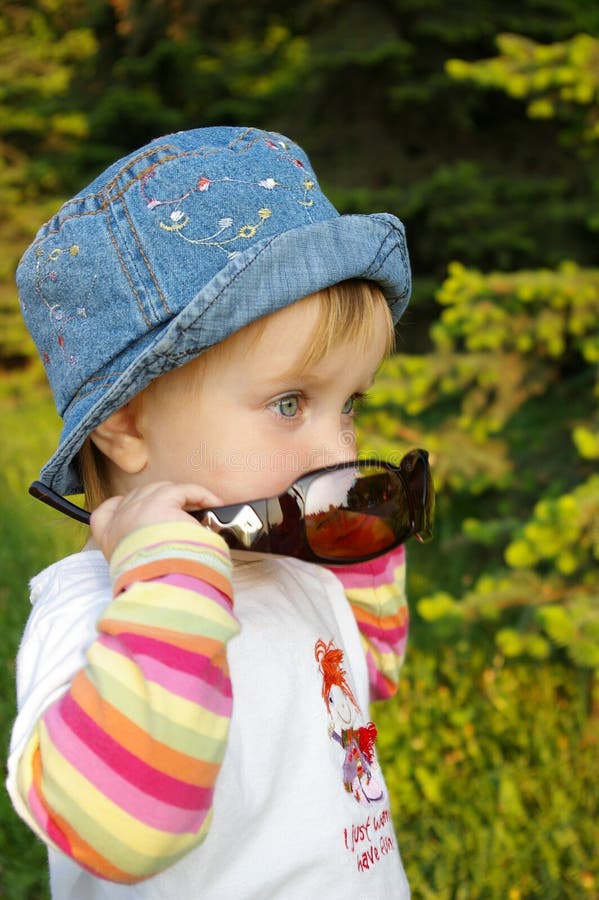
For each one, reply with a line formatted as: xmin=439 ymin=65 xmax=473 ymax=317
xmin=303 ymin=466 xmax=412 ymax=561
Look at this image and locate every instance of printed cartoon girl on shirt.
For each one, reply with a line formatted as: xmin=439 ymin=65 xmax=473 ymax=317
xmin=315 ymin=638 xmax=384 ymax=806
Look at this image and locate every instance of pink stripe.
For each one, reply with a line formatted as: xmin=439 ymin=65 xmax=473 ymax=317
xmin=367 ymin=633 xmax=408 ymax=659
xmin=133 ymin=655 xmax=231 ymax=713
xmin=358 ymin=619 xmax=408 ymax=647
xmin=100 ymin=631 xmax=231 ymax=685
xmin=97 ymin=635 xmax=232 ymax=714
xmin=366 ymin=653 xmax=395 ymax=701
xmin=28 ymin=784 xmax=72 ymax=855
xmin=98 ymin=632 xmax=232 ymax=700
xmin=328 ymin=546 xmax=405 ymax=590
xmin=45 ymin=701 xmax=212 ymax=833
xmin=153 ymin=572 xmax=234 ymax=612
xmin=58 ymin=692 xmax=212 ymax=808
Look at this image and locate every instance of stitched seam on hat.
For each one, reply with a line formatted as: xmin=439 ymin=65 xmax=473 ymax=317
xmin=67 ymin=372 xmax=127 ymax=410
xmin=228 ymin=127 xmax=276 ymax=154
xmin=24 ymin=152 xmax=198 ymax=256
xmin=371 ymin=240 xmax=405 ymax=285
xmin=228 ymin=128 xmax=259 ymax=152
xmin=102 ymin=129 xmax=305 ymax=203
xmin=368 ymin=221 xmax=410 ymax=298
xmin=121 ymin=201 xmax=171 ymax=316
xmin=103 ymin=204 xmax=153 ymax=328
xmin=102 ymin=144 xmax=182 ymax=199
xmin=368 ymin=220 xmax=402 ymax=276
xmin=28 ymin=150 xmax=190 ymax=244
xmin=102 ymin=147 xmax=225 ymax=204
xmin=104 ymin=156 xmax=181 ymax=202
xmin=24 ymin=150 xmax=177 ymax=244
xmin=25 ymin=207 xmax=105 ymax=251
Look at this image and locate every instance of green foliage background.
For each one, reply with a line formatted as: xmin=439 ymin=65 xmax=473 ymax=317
xmin=1 ymin=1 xmax=598 ymax=897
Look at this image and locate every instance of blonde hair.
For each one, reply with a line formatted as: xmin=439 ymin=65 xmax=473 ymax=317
xmin=288 ymin=278 xmax=395 ymax=371
xmin=78 ymin=279 xmax=395 ymax=509
xmin=77 ymin=436 xmax=111 ymax=511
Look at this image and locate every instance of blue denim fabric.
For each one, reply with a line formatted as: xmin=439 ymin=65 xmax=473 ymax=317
xmin=17 ymin=126 xmax=411 ymax=494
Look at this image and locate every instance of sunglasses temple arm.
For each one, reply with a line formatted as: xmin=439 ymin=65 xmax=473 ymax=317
xmin=27 ymin=482 xmax=269 ymax=545
xmin=411 ymin=460 xmax=433 ymax=542
xmin=29 ymin=481 xmax=92 ymax=525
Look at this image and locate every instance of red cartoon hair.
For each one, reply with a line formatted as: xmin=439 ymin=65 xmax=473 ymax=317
xmin=314 ymin=638 xmax=359 ymax=713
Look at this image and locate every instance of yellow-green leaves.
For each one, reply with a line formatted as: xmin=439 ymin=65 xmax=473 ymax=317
xmin=447 ymin=33 xmax=599 ymax=142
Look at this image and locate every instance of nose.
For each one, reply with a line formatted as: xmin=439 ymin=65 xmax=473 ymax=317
xmin=303 ymin=420 xmax=356 ymax=471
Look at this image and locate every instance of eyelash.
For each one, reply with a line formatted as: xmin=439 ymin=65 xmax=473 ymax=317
xmin=346 ymin=391 xmax=368 ymax=414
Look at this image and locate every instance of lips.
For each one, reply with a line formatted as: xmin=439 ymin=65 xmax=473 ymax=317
xmin=305 ymin=508 xmax=394 ymax=559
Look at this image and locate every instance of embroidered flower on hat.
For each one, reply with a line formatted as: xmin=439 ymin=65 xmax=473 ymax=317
xmin=158 ymin=206 xmax=273 ymax=258
xmin=32 ymin=242 xmax=89 ymax=369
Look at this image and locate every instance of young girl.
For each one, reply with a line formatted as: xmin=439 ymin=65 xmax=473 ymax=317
xmin=7 ymin=126 xmax=431 ymax=898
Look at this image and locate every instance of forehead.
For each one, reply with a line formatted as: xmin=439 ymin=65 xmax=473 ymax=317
xmin=212 ymin=289 xmax=389 ymax=375
xmin=167 ymin=288 xmax=390 ymax=400
xmin=204 ymin=293 xmax=324 ymax=373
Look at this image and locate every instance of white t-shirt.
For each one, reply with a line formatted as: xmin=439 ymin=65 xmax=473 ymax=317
xmin=8 ymin=549 xmax=410 ymax=899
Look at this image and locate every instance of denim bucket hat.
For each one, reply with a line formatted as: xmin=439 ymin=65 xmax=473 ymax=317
xmin=17 ymin=126 xmax=411 ymax=495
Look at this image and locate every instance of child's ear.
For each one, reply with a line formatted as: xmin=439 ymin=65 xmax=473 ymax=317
xmin=90 ymin=403 xmax=148 ymax=475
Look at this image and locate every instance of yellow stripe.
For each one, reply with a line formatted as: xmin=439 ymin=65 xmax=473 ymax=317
xmin=86 ymin=641 xmax=230 ymax=742
xmin=360 ymin=636 xmax=404 ymax=678
xmin=14 ymin=733 xmax=64 ymax=850
xmin=344 ymin=579 xmax=406 ymax=614
xmin=110 ymin=580 xmax=236 ymax=625
xmin=111 ymin=523 xmax=228 ymax=569
xmin=101 ymin=608 xmax=235 ymax=645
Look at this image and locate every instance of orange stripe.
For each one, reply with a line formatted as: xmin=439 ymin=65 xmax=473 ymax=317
xmin=350 ymin=603 xmax=408 ymax=629
xmin=32 ymin=747 xmax=135 ymax=883
xmin=71 ymin=671 xmax=221 ymax=787
xmin=114 ymin=559 xmax=232 ymax=599
xmin=377 ymin=673 xmax=396 ymax=698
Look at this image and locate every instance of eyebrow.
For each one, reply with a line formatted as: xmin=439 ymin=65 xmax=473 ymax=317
xmin=251 ymin=370 xmax=379 ymax=395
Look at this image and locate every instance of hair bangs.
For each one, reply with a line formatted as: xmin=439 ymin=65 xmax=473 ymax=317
xmin=290 ymin=279 xmax=395 ymax=373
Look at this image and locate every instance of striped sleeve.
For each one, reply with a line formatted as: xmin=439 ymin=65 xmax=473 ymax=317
xmin=13 ymin=522 xmax=239 ymax=884
xmin=326 ymin=545 xmax=408 ymax=701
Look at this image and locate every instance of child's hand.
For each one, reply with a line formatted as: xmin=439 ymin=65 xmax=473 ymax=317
xmin=90 ymin=482 xmax=223 ymax=561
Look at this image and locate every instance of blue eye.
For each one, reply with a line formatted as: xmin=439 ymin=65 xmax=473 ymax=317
xmin=276 ymin=396 xmax=300 ymax=417
xmin=342 ymin=396 xmax=355 ymax=415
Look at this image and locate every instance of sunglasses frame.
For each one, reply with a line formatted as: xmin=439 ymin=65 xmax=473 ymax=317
xmin=29 ymin=449 xmax=433 ymax=565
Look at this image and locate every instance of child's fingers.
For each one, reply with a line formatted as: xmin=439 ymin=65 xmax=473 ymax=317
xmin=162 ymin=482 xmax=224 ymax=512
xmin=90 ymin=482 xmax=224 ymax=560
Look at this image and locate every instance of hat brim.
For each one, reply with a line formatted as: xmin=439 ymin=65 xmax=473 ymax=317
xmin=41 ymin=212 xmax=411 ymax=495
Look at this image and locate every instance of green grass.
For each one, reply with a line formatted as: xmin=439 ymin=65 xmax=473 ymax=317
xmin=0 ymin=372 xmax=597 ymax=899
xmin=0 ymin=372 xmax=82 ymax=899
xmin=376 ymin=647 xmax=598 ymax=898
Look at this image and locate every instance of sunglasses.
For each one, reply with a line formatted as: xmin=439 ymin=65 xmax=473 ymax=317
xmin=28 ymin=449 xmax=434 ymax=565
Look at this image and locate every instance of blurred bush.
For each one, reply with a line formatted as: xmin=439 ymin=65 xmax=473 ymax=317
xmin=358 ymin=260 xmax=599 ymax=669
